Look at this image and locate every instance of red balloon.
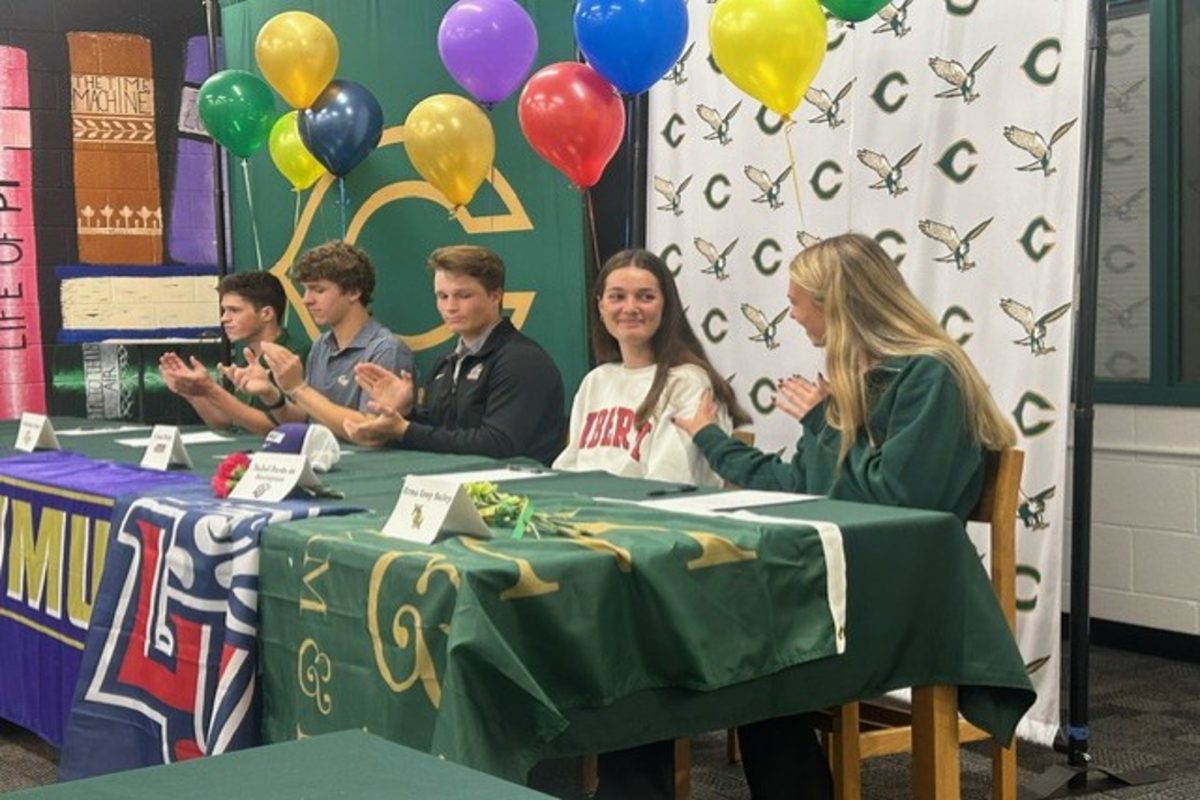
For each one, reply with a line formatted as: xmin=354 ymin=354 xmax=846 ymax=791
xmin=518 ymin=62 xmax=625 ymax=189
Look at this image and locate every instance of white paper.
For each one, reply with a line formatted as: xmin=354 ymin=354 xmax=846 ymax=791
xmin=420 ymin=466 xmax=554 ymax=484
xmin=228 ymin=452 xmax=321 ymax=502
xmin=140 ymin=425 xmax=193 ymax=471
xmin=638 ymin=489 xmax=821 ymax=515
xmin=14 ymin=413 xmax=60 ymax=453
xmin=57 ymin=424 xmax=150 ymax=437
xmin=382 ymin=476 xmax=492 ymax=543
xmin=117 ymin=431 xmax=233 ymax=447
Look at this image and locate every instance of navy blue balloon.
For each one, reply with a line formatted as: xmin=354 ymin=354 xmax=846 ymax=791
xmin=574 ymin=0 xmax=689 ymax=95
xmin=298 ymin=79 xmax=383 ymax=177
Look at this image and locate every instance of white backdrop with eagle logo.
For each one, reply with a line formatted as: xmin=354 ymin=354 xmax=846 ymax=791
xmin=647 ymin=0 xmax=1088 ymax=745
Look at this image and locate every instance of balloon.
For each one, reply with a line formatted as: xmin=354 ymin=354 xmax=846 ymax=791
xmin=298 ymin=80 xmax=384 ymax=177
xmin=255 ymin=11 xmax=339 ymax=109
xmin=196 ymin=69 xmax=276 ymax=158
xmin=403 ymin=94 xmax=496 ymax=208
xmin=518 ymin=62 xmax=625 ymax=189
xmin=710 ymin=0 xmax=828 ymax=119
xmin=574 ymin=0 xmax=688 ymax=95
xmin=438 ymin=0 xmax=538 ymax=107
xmin=821 ymin=0 xmax=889 ymax=23
xmin=268 ymin=111 xmax=325 ymax=191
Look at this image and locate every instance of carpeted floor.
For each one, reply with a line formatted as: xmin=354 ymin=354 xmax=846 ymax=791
xmin=1 ymin=645 xmax=1197 ymax=798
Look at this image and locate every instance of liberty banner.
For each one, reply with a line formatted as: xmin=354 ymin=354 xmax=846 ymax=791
xmin=647 ymin=2 xmax=1086 ymax=744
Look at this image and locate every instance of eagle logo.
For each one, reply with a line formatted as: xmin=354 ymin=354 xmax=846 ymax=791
xmin=999 ymin=298 xmax=1072 ymax=355
xmin=804 ymin=80 xmax=854 ymax=129
xmin=696 ymin=100 xmax=742 ymax=145
xmin=917 ymin=217 xmax=993 ymax=271
xmin=874 ymin=0 xmax=913 ymax=38
xmin=796 ymin=230 xmax=823 ymax=249
xmin=411 ymin=503 xmax=424 ymax=529
xmin=1105 ymin=78 xmax=1146 ymax=113
xmin=694 ymin=237 xmax=737 ymax=281
xmin=653 ymin=174 xmax=693 ymax=216
xmin=743 ymin=165 xmax=793 ymax=209
xmin=741 ymin=304 xmax=788 ymax=349
xmin=662 ymin=41 xmax=695 ymax=86
xmin=1099 ymin=296 xmax=1149 ymax=329
xmin=1003 ymin=119 xmax=1078 ymax=176
xmin=1019 ymin=486 xmax=1056 ymax=530
xmin=856 ymin=145 xmax=921 ymax=196
xmin=1100 ymin=187 xmax=1147 ymax=221
xmin=929 ymin=45 xmax=996 ymax=104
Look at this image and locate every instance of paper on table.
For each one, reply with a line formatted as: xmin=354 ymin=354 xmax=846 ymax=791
xmin=418 ymin=466 xmax=555 ymax=484
xmin=116 ymin=431 xmax=234 ymax=447
xmin=638 ymin=488 xmax=821 ymax=515
xmin=57 ymin=424 xmax=151 ymax=437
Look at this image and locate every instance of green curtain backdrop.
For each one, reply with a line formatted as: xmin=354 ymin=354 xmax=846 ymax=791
xmin=218 ymin=0 xmax=588 ymax=400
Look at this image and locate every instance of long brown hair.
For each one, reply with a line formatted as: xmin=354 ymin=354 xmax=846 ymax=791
xmin=591 ymin=249 xmax=751 ymax=428
xmin=790 ymin=233 xmax=1015 ymax=465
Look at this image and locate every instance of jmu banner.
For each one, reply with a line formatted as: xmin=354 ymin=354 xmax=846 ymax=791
xmin=648 ymin=2 xmax=1086 ymax=744
xmin=0 ymin=452 xmax=200 ymax=746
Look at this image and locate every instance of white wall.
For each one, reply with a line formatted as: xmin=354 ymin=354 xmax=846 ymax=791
xmin=1063 ymin=404 xmax=1200 ymax=634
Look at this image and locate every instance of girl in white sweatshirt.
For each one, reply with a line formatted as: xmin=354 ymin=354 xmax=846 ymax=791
xmin=554 ymin=248 xmax=750 ymax=487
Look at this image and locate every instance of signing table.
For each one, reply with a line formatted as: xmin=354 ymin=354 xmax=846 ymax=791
xmin=0 ymin=419 xmax=1034 ymax=799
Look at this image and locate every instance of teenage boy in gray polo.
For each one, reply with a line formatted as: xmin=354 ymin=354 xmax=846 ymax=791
xmin=238 ymin=241 xmax=414 ymax=438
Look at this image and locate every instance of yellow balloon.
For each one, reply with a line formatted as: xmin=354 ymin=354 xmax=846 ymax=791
xmin=268 ymin=111 xmax=325 ymax=191
xmin=403 ymin=94 xmax=496 ymax=209
xmin=255 ymin=11 xmax=339 ymax=109
xmin=710 ymin=0 xmax=828 ymax=119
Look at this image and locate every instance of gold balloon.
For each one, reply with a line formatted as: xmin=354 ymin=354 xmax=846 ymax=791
xmin=268 ymin=111 xmax=325 ymax=191
xmin=403 ymin=94 xmax=496 ymax=209
xmin=255 ymin=11 xmax=339 ymax=109
xmin=710 ymin=0 xmax=828 ymax=120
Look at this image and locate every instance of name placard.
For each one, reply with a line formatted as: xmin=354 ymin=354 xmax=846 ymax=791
xmin=139 ymin=425 xmax=193 ymax=470
xmin=15 ymin=413 xmax=60 ymax=453
xmin=228 ymin=452 xmax=321 ymax=502
xmin=382 ymin=476 xmax=491 ymax=544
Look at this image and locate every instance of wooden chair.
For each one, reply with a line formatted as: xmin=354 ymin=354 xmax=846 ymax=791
xmin=824 ymin=447 xmax=1025 ymax=800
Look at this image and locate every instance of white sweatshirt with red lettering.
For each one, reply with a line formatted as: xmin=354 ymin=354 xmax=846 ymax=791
xmin=553 ymin=363 xmax=732 ymax=487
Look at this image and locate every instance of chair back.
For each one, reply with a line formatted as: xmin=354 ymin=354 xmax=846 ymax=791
xmin=970 ymin=448 xmax=1024 ymax=631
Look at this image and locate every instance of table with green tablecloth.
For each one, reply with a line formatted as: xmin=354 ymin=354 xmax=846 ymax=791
xmin=5 ymin=730 xmax=552 ymax=799
xmin=258 ymin=469 xmax=1036 ymax=791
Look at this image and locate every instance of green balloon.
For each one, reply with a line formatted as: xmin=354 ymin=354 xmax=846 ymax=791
xmin=821 ymin=0 xmax=890 ymax=23
xmin=197 ymin=69 xmax=278 ymax=158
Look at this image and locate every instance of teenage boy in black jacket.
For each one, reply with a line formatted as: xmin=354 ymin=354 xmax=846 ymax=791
xmin=344 ymin=245 xmax=565 ymax=465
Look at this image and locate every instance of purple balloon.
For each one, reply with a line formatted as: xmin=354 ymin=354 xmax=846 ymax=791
xmin=438 ymin=0 xmax=538 ymax=108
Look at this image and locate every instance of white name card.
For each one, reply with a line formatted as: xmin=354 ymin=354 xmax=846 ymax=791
xmin=15 ymin=413 xmax=60 ymax=453
xmin=382 ymin=476 xmax=491 ymax=544
xmin=228 ymin=452 xmax=321 ymax=502
xmin=139 ymin=425 xmax=193 ymax=471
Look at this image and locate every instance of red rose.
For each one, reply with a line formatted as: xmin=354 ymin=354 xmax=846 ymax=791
xmin=212 ymin=451 xmax=252 ymax=498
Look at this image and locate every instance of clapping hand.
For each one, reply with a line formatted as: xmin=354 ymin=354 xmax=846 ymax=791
xmin=218 ymin=348 xmax=274 ymax=398
xmin=774 ymin=373 xmax=830 ymax=422
xmin=353 ymin=362 xmax=414 ymax=415
xmin=158 ymin=352 xmax=217 ymax=397
xmin=258 ymin=341 xmax=304 ymax=393
xmin=343 ymin=407 xmax=406 ymax=446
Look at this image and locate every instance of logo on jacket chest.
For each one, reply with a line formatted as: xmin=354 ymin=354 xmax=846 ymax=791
xmin=578 ymin=406 xmax=652 ymax=462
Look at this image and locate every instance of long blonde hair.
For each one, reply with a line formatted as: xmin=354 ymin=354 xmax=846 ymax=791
xmin=790 ymin=233 xmax=1015 ymax=465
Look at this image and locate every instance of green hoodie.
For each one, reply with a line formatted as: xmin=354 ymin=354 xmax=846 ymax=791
xmin=694 ymin=355 xmax=985 ymax=522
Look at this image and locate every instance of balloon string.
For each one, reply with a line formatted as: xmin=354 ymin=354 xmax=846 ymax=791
xmin=585 ymin=189 xmax=601 ymax=274
xmin=293 ymin=190 xmax=301 ymax=232
xmin=783 ymin=119 xmax=807 ymax=231
xmin=338 ymin=177 xmax=348 ymax=239
xmin=241 ymin=159 xmax=264 ymax=270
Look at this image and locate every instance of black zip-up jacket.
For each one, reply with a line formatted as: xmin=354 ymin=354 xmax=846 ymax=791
xmin=400 ymin=319 xmax=565 ymax=465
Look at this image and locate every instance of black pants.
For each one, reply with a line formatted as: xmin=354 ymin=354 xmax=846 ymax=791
xmin=738 ymin=713 xmax=834 ymax=800
xmin=594 ymin=739 xmax=675 ymax=799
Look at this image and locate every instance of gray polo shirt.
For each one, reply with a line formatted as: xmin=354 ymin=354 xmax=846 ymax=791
xmin=305 ymin=317 xmax=415 ymax=411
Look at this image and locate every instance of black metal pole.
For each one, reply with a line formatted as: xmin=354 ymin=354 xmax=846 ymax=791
xmin=203 ymin=0 xmax=231 ymax=364
xmin=1066 ymin=0 xmax=1107 ymax=783
xmin=624 ymin=93 xmax=648 ymax=249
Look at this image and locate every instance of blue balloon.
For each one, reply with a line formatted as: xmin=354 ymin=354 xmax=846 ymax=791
xmin=574 ymin=0 xmax=689 ymax=95
xmin=298 ymin=79 xmax=384 ymax=177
